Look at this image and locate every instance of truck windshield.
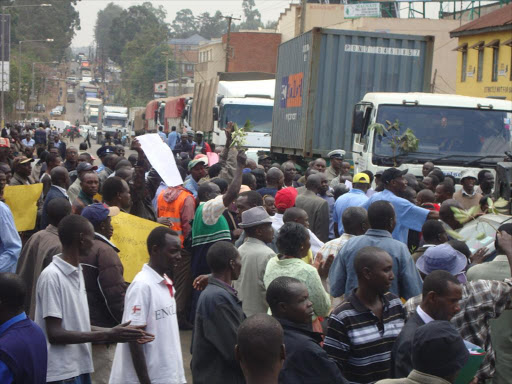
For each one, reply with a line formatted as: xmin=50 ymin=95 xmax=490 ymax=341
xmin=104 ymin=118 xmax=126 ymax=127
xmin=373 ymin=105 xmax=511 ymax=166
xmin=221 ymin=104 xmax=273 ymax=133
xmin=88 ymin=116 xmax=98 ymax=124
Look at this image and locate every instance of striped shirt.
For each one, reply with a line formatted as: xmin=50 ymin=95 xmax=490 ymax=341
xmin=324 ymin=290 xmax=405 ymax=384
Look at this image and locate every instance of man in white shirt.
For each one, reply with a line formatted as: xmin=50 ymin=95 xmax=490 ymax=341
xmin=21 ymin=132 xmax=35 ymax=148
xmin=109 ymin=226 xmax=186 ymax=384
xmin=35 ymin=215 xmax=152 ymax=384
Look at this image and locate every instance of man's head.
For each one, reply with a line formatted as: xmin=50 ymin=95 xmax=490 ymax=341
xmin=188 ymin=158 xmax=208 ymax=182
xmin=258 ymin=155 xmax=272 ymax=172
xmin=50 ymin=166 xmax=71 ymax=190
xmin=281 ymin=161 xmax=297 ymax=183
xmin=367 ymin=200 xmax=396 ymax=233
xmin=283 ymin=207 xmax=309 ymax=229
xmin=235 ymin=314 xmax=285 ymax=380
xmin=195 ymin=131 xmax=203 ymax=144
xmin=58 ymin=214 xmax=95 ymax=255
xmin=354 ymin=246 xmax=394 ymax=294
xmin=274 ymin=187 xmax=298 ymax=214
xmin=478 ymin=170 xmax=494 ymax=193
xmin=0 ymin=170 xmax=6 ymax=196
xmin=439 ymin=199 xmax=464 ymax=230
xmin=327 ymin=149 xmax=345 ymax=172
xmin=496 ymin=223 xmax=512 ymax=255
xmin=197 ymin=182 xmax=221 ymax=203
xmin=103 ymin=154 xmax=119 ymax=171
xmin=46 ymin=198 xmax=71 ymax=227
xmin=263 ymin=195 xmax=276 ymax=217
xmin=381 ymin=168 xmax=408 ymax=194
xmin=435 ymin=182 xmax=455 ymax=204
xmin=102 ymin=176 xmax=132 ymax=211
xmin=416 ymin=244 xmax=468 ymax=282
xmin=147 ymin=227 xmax=182 ymax=275
xmin=429 ymin=168 xmax=445 ymax=183
xmin=267 ymin=276 xmax=314 ymax=324
xmin=0 ymin=273 xmax=26 ymax=319
xmin=459 ymin=169 xmax=478 ymax=195
xmin=239 ymin=206 xmax=274 ymax=244
xmin=333 ymin=184 xmax=349 ymax=201
xmin=422 ymin=175 xmax=439 ymax=192
xmin=266 ymin=167 xmax=284 ymax=189
xmin=66 ymin=147 xmax=78 ymax=163
xmin=421 ymin=270 xmax=462 ymax=321
xmin=276 ymin=222 xmax=310 ymax=259
xmin=411 ymin=321 xmax=469 ymax=382
xmin=422 ymin=161 xmax=435 ymax=177
xmin=206 ymin=241 xmax=242 ymax=280
xmin=0 ymin=163 xmax=11 ymax=184
xmin=46 ymin=153 xmax=62 ymax=172
xmin=352 ymin=173 xmax=370 ymax=193
xmin=342 ymin=206 xmax=369 ymax=236
xmin=211 ymin=177 xmax=228 ymax=194
xmin=80 ymin=172 xmax=99 ymax=197
xmin=312 ymin=158 xmax=326 ymax=173
xmin=422 ymin=220 xmax=448 ymax=245
xmin=13 ymin=156 xmax=34 ymax=178
xmin=241 ymin=172 xmax=257 ymax=190
xmin=23 ymin=146 xmax=34 ymax=159
xmin=235 ymin=191 xmax=263 ymax=221
xmin=0 ymin=138 xmax=10 ymax=161
xmin=305 ymin=173 xmax=324 ymax=194
xmin=417 ymin=189 xmax=435 ymax=206
xmin=78 ymin=152 xmax=93 ymax=164
xmin=246 ymin=159 xmax=257 ymax=170
xmin=81 ymin=203 xmax=120 ymax=240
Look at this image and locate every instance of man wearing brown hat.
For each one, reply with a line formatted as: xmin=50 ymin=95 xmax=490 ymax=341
xmin=234 ymin=206 xmax=276 ymax=317
xmin=9 ymin=156 xmax=35 ymax=186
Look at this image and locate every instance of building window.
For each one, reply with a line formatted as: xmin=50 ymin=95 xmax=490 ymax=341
xmin=492 ymin=47 xmax=499 ymax=82
xmin=477 ymin=48 xmax=484 ymax=82
xmin=461 ymin=50 xmax=467 ymax=82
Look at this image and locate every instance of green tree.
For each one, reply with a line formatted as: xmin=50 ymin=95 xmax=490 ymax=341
xmin=94 ymin=3 xmax=123 ymax=61
xmin=170 ymin=9 xmax=198 ymax=38
xmin=198 ymin=11 xmax=228 ymax=39
xmin=239 ymin=0 xmax=263 ymax=30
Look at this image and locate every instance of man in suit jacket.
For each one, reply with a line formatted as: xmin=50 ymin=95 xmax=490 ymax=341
xmin=41 ymin=166 xmax=70 ymax=229
xmin=391 ymin=270 xmax=462 ymax=378
xmin=294 ymin=173 xmax=330 ymax=242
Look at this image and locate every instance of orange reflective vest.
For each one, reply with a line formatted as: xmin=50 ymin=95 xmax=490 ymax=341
xmin=157 ymin=189 xmax=192 ymax=245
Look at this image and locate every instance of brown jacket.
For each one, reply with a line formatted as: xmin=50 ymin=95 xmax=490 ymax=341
xmin=79 ymin=233 xmax=127 ymax=327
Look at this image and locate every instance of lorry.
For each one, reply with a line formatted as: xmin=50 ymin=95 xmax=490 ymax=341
xmin=190 ymin=72 xmax=275 ymax=149
xmin=144 ymin=98 xmax=166 ymax=133
xmin=66 ymin=89 xmax=75 ymax=103
xmin=129 ymin=107 xmax=146 ymax=135
xmin=84 ymin=97 xmax=102 ymax=126
xmin=103 ymin=105 xmax=129 ymax=134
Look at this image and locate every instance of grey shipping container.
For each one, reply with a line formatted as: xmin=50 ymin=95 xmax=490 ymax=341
xmin=271 ymin=28 xmax=434 ymax=157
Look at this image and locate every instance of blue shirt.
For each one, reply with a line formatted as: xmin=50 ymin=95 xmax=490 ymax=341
xmin=167 ymin=131 xmax=180 ymax=150
xmin=0 ymin=312 xmax=27 ymax=383
xmin=361 ymin=189 xmax=429 ymax=244
xmin=157 ymin=131 xmax=167 ymax=141
xmin=0 ymin=201 xmax=22 ymax=273
xmin=332 ymin=188 xmax=368 ymax=235
xmin=184 ymin=176 xmax=199 ymax=198
xmin=329 ymin=229 xmax=423 ymax=300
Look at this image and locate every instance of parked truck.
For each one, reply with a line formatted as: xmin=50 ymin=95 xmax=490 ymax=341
xmin=103 ymin=105 xmax=129 ymax=134
xmin=129 ymin=107 xmax=146 ymax=136
xmin=84 ymin=97 xmax=102 ymax=126
xmin=191 ymin=72 xmax=275 ymax=149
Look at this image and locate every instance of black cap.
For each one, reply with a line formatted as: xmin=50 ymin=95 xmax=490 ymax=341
xmin=96 ymin=146 xmax=115 ymax=158
xmin=381 ymin=168 xmax=408 ymax=185
xmin=258 ymin=154 xmax=271 ymax=163
xmin=412 ymin=320 xmax=469 ymax=377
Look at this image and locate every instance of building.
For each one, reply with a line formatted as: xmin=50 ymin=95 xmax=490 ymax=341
xmin=169 ymin=34 xmax=209 ymax=81
xmin=450 ymin=4 xmax=512 ymax=100
xmin=195 ymin=31 xmax=281 ymax=82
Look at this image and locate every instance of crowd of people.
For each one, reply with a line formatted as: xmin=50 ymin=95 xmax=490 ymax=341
xmin=0 ymin=121 xmax=511 ymax=384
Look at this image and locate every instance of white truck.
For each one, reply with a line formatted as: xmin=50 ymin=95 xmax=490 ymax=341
xmin=103 ymin=105 xmax=129 ymax=134
xmin=84 ymin=98 xmax=102 ymax=126
xmin=351 ymin=92 xmax=512 ymax=179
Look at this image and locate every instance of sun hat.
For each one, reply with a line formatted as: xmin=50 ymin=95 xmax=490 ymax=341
xmin=416 ymin=243 xmax=468 ymax=276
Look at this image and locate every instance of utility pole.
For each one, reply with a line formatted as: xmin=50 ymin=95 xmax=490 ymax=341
xmin=299 ymin=0 xmax=307 ymax=34
xmin=223 ymin=15 xmax=240 ymax=73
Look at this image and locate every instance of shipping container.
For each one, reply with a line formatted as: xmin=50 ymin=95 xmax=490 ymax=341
xmin=271 ymin=28 xmax=434 ymax=157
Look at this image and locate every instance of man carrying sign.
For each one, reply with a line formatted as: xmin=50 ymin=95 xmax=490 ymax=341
xmin=0 ymin=169 xmax=21 ymax=273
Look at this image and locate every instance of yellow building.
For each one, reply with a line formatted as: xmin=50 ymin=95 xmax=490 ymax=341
xmin=450 ymin=4 xmax=512 ymax=100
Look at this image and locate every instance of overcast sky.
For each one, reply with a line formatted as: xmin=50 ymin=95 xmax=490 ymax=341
xmin=72 ymin=0 xmax=295 ymax=47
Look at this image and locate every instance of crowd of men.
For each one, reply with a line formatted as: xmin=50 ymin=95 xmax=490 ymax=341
xmin=0 ymin=121 xmax=511 ymax=384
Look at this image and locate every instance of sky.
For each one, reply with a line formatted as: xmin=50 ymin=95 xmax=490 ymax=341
xmin=72 ymin=0 xmax=295 ymax=47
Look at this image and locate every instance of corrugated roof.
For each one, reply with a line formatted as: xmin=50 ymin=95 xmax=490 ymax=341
xmin=168 ymin=34 xmax=209 ymax=46
xmin=451 ymin=4 xmax=512 ymax=35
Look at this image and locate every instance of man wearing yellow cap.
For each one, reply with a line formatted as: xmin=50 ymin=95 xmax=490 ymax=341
xmin=332 ymin=173 xmax=370 ymax=237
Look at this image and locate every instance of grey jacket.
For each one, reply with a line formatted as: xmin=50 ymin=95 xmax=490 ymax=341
xmin=295 ymin=189 xmax=330 ymax=242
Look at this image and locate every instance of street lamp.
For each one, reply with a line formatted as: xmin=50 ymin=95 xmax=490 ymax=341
xmin=1 ymin=3 xmax=52 ymax=126
xmin=32 ymin=60 xmax=58 ymax=100
xmin=17 ymin=38 xmax=54 ymax=118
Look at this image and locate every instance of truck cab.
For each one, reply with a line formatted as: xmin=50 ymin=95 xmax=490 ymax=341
xmin=352 ymin=92 xmax=512 ymax=180
xmin=103 ymin=106 xmax=128 ymax=134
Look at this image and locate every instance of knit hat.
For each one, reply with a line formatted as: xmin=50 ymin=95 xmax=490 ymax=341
xmin=275 ymin=187 xmax=298 ymax=210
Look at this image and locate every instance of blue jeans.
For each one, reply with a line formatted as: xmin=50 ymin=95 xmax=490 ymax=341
xmin=49 ymin=373 xmax=92 ymax=384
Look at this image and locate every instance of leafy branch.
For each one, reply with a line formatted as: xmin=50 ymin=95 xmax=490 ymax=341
xmin=370 ymin=119 xmax=419 ymax=166
xmin=230 ymin=119 xmax=252 ymax=149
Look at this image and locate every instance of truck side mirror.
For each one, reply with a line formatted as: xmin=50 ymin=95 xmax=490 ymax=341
xmin=213 ymin=106 xmax=219 ymax=121
xmin=352 ymin=109 xmax=365 ymax=135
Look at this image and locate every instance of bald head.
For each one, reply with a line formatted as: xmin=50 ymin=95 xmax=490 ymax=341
xmin=354 ymin=246 xmax=393 ymax=285
xmin=47 ymin=197 xmax=72 ymax=227
xmin=306 ymin=173 xmax=323 ymax=192
xmin=50 ymin=166 xmax=70 ymax=189
xmin=342 ymin=206 xmax=368 ymax=236
xmin=283 ymin=207 xmax=307 ymax=223
xmin=266 ymin=167 xmax=284 ymax=188
xmin=417 ymin=189 xmax=435 ymax=205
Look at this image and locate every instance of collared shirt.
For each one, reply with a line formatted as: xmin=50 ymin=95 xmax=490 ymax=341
xmin=333 ymin=188 xmax=368 ymax=234
xmin=167 ymin=131 xmax=180 ymax=150
xmin=0 ymin=312 xmax=28 ymax=383
xmin=35 ymin=255 xmax=93 ymax=382
xmin=109 ymin=264 xmax=185 ymax=384
xmin=21 ymin=138 xmax=35 ymax=147
xmin=361 ymin=189 xmax=430 ymax=244
xmin=376 ymin=369 xmax=453 ymax=384
xmin=183 ymin=176 xmax=199 ymax=198
xmin=157 ymin=131 xmax=167 ymax=141
xmin=329 ymin=229 xmax=423 ymax=300
xmin=404 ymin=278 xmax=512 ymax=381
xmin=318 ymin=233 xmax=354 ymax=260
xmin=416 ymin=305 xmax=434 ymax=324
xmin=53 ymin=185 xmax=69 ymax=200
xmin=325 ymin=165 xmax=339 ymax=182
xmin=324 ymin=290 xmax=405 ymax=384
xmin=0 ymin=201 xmax=22 ymax=273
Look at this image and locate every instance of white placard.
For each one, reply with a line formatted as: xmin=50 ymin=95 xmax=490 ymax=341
xmin=136 ymin=133 xmax=184 ymax=187
xmin=344 ymin=3 xmax=381 ymax=19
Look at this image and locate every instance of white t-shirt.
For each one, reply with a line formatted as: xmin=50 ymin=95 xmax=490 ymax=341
xmin=109 ymin=264 xmax=186 ymax=384
xmin=34 ymin=255 xmax=94 ymax=382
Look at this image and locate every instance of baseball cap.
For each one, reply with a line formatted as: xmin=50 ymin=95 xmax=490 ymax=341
xmin=416 ymin=243 xmax=468 ymax=277
xmin=460 ymin=169 xmax=478 ymax=181
xmin=0 ymin=138 xmax=10 ymax=148
xmin=412 ymin=320 xmax=469 ymax=377
xmin=81 ymin=203 xmax=120 ymax=226
xmin=239 ymin=206 xmax=273 ymax=228
xmin=353 ymin=173 xmax=370 ymax=184
xmin=187 ymin=131 xmax=195 ymax=137
xmin=76 ymin=162 xmax=98 ymax=173
xmin=188 ymin=157 xmax=208 ymax=171
xmin=381 ymin=168 xmax=408 ymax=185
xmin=327 ymin=149 xmax=345 ymax=159
xmin=275 ymin=187 xmax=298 ymax=210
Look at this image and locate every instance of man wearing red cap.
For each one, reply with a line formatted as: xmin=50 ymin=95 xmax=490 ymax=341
xmin=272 ymin=187 xmax=299 ymax=233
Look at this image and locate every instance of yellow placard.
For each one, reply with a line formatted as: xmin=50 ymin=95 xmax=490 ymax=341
xmin=111 ymin=212 xmax=165 ymax=282
xmin=3 ymin=184 xmax=43 ymax=231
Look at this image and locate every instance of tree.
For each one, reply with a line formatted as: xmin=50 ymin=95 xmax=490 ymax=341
xmin=170 ymin=9 xmax=197 ymax=38
xmin=198 ymin=11 xmax=228 ymax=39
xmin=94 ymin=3 xmax=123 ymax=61
xmin=239 ymin=0 xmax=263 ymax=30
xmin=265 ymin=20 xmax=278 ymax=30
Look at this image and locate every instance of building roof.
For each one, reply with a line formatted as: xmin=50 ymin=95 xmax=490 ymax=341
xmin=169 ymin=34 xmax=209 ymax=46
xmin=450 ymin=3 xmax=512 ymax=36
